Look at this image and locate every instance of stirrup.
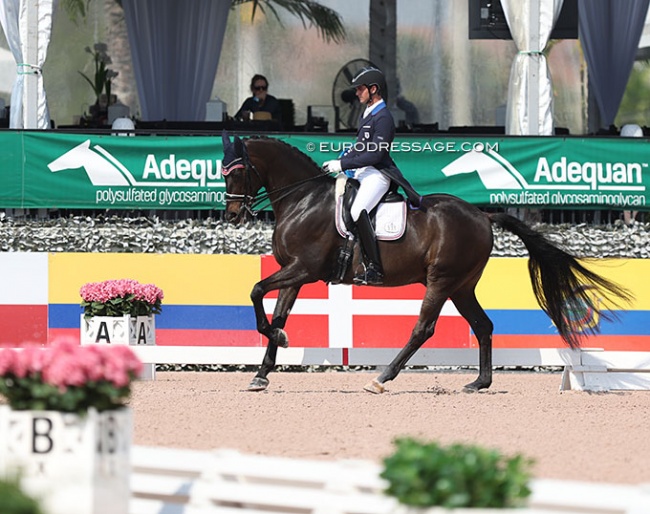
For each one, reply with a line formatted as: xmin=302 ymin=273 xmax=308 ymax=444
xmin=353 ymin=263 xmax=384 ymax=286
xmin=332 ymin=235 xmax=355 ymax=284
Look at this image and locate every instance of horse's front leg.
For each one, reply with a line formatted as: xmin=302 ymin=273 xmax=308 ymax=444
xmin=248 ymin=286 xmax=300 ymax=391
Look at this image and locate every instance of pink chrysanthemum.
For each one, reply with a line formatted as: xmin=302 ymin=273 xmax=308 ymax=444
xmin=0 ymin=338 xmax=143 ymax=413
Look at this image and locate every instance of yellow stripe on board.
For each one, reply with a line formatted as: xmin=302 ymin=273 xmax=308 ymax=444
xmin=476 ymin=258 xmax=538 ymax=309
xmin=477 ymin=258 xmax=650 ymax=310
xmin=49 ymin=253 xmax=260 ymax=305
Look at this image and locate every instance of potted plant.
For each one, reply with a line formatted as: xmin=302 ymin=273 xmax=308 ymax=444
xmin=80 ymin=278 xmax=163 ymax=346
xmin=381 ymin=437 xmax=533 ymax=512
xmin=0 ymin=340 xmax=142 ymax=514
xmin=78 ymin=42 xmax=119 ymax=123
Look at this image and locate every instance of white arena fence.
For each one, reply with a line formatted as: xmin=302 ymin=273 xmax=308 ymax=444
xmin=129 ymin=445 xmax=650 ymax=514
xmin=131 ymin=346 xmax=650 ymax=392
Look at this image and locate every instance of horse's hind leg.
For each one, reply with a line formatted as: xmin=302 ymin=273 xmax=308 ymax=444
xmin=249 ymin=286 xmax=300 ymax=391
xmin=364 ymin=287 xmax=447 ymax=394
xmin=451 ymin=289 xmax=494 ymax=391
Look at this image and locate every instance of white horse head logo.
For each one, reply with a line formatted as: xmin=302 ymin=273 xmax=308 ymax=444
xmin=47 ymin=140 xmax=131 ymax=186
xmin=442 ymin=146 xmax=528 ymax=190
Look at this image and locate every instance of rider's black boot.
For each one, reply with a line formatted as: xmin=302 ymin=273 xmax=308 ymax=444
xmin=353 ymin=209 xmax=384 ymax=286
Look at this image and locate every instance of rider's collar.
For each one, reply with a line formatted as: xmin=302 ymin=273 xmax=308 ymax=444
xmin=363 ymin=100 xmax=386 ymax=119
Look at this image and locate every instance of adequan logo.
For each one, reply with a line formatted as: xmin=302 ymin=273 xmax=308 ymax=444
xmin=442 ymin=144 xmax=646 ymax=192
xmin=47 ymin=139 xmax=224 ymax=188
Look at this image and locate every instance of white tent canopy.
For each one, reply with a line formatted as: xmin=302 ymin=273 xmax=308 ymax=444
xmin=1 ymin=0 xmax=650 ymax=131
xmin=0 ymin=0 xmax=55 ymax=129
xmin=502 ymin=0 xmax=563 ymax=135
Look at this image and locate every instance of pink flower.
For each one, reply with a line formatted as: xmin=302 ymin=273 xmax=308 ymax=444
xmin=80 ymin=345 xmax=106 ymax=382
xmin=41 ymin=341 xmax=82 ymax=389
xmin=21 ymin=345 xmax=53 ymax=373
xmin=81 ymin=279 xmax=163 ymax=315
xmin=106 ymin=345 xmax=143 ymax=378
xmin=0 ymin=338 xmax=142 ymax=413
xmin=10 ymin=349 xmax=30 ymax=378
xmin=0 ymin=348 xmax=16 ymax=375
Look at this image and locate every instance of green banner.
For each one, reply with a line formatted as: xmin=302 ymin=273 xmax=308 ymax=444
xmin=0 ymin=131 xmax=647 ymax=210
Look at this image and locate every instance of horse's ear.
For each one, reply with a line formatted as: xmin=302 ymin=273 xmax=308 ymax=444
xmin=221 ymin=130 xmax=232 ymax=150
xmin=233 ymin=135 xmax=244 ymax=157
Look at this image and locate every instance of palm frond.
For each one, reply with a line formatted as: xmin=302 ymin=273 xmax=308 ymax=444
xmin=233 ymin=0 xmax=346 ymax=44
xmin=60 ymin=0 xmax=345 ymax=43
xmin=59 ymin=0 xmax=91 ymax=24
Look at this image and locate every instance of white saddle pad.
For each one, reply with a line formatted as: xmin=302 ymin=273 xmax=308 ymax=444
xmin=334 ymin=175 xmax=407 ymax=241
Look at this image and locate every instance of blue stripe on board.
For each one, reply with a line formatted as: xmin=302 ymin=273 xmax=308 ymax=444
xmin=49 ymin=304 xmax=257 ymax=330
xmin=486 ymin=310 xmax=650 ymax=336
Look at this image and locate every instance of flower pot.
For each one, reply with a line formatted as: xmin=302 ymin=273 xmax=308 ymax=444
xmin=80 ymin=314 xmax=156 ymax=380
xmin=0 ymin=406 xmax=131 ymax=514
xmin=80 ymin=314 xmax=155 ymax=345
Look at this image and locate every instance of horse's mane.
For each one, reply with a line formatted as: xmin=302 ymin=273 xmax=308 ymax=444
xmin=244 ymin=136 xmax=325 ymax=177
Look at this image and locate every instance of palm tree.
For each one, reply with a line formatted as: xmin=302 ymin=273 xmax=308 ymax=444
xmin=61 ymin=0 xmax=345 ymax=42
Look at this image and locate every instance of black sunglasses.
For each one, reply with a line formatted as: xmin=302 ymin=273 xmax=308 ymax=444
xmin=253 ymin=85 xmax=267 ymax=91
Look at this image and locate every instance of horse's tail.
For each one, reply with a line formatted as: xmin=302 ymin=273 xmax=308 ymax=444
xmin=488 ymin=212 xmax=633 ymax=349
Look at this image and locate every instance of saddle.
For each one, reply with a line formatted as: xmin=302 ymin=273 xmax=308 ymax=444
xmin=334 ymin=174 xmax=407 ymax=241
xmin=330 ymin=174 xmax=408 ymax=284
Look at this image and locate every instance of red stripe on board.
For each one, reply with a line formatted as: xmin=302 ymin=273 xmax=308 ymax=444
xmin=353 ymin=315 xmax=471 ymax=348
xmin=48 ymin=328 xmax=78 ymax=343
xmin=266 ymin=314 xmax=330 ymax=347
xmin=493 ymin=334 xmax=650 ymax=351
xmin=0 ymin=305 xmax=48 ymax=346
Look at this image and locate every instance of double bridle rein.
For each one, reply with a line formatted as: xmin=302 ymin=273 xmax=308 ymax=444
xmin=222 ymin=144 xmax=331 ymax=219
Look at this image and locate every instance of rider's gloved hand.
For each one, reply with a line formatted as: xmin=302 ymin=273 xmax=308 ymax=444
xmin=322 ymin=160 xmax=342 ymax=173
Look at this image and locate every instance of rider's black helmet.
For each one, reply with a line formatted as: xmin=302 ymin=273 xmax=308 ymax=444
xmin=350 ymin=67 xmax=387 ymax=99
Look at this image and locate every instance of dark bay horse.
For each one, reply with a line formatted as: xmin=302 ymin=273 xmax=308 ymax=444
xmin=221 ymin=133 xmax=632 ymax=393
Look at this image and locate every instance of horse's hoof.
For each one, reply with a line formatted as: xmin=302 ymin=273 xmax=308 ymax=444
xmin=272 ymin=328 xmax=289 ymax=349
xmin=463 ymin=380 xmax=489 ymax=393
xmin=363 ymin=379 xmax=385 ymax=394
xmin=248 ymin=377 xmax=269 ymax=391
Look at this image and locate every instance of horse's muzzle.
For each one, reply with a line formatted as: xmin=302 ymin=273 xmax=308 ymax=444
xmin=224 ymin=209 xmax=241 ymax=224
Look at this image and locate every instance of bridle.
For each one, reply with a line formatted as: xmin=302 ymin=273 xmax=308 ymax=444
xmin=222 ymin=151 xmax=263 ymax=219
xmin=223 ymin=142 xmax=332 ymax=219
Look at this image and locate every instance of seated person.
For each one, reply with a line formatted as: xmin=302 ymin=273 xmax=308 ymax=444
xmin=235 ymin=74 xmax=282 ymax=127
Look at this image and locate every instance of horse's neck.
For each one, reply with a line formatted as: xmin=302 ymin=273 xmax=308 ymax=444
xmin=252 ymin=148 xmax=321 ymax=193
xmin=258 ymin=162 xmax=331 ymax=216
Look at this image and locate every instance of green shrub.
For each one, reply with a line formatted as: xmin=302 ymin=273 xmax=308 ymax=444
xmin=0 ymin=476 xmax=44 ymax=514
xmin=381 ymin=437 xmax=533 ymax=509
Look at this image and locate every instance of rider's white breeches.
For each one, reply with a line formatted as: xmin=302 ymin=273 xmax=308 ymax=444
xmin=350 ymin=166 xmax=391 ymax=221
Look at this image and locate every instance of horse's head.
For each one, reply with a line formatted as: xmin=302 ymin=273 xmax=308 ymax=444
xmin=221 ymin=132 xmax=262 ymax=223
xmin=47 ymin=140 xmax=92 ymax=172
